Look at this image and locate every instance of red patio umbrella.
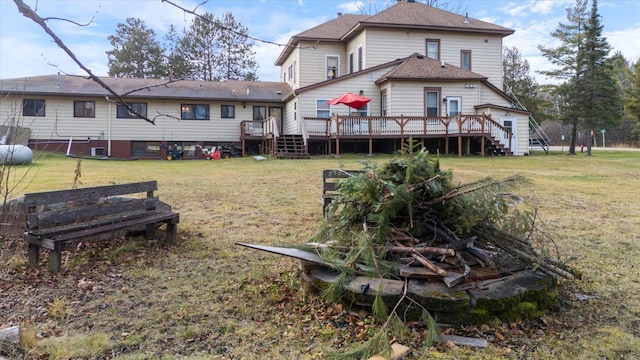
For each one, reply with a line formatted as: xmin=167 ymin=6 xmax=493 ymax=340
xmin=327 ymin=92 xmax=371 ymax=110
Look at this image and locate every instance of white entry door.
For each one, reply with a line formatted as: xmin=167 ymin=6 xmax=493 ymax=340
xmin=446 ymin=96 xmax=461 ymax=116
xmin=500 ymin=116 xmax=517 ymax=155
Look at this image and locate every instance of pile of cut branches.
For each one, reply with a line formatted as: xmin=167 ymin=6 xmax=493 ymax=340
xmin=307 ymin=144 xmax=576 ymax=292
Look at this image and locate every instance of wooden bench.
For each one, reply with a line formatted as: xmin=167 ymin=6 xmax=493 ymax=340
xmin=24 ymin=180 xmax=179 ymax=272
xmin=322 ymin=169 xmax=365 ymax=217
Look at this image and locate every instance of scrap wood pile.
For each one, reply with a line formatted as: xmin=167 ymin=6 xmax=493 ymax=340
xmin=306 ymin=147 xmax=577 ymax=291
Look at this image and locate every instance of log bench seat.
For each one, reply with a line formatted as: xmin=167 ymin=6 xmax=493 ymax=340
xmin=24 ymin=180 xmax=179 ymax=272
xmin=322 ymin=169 xmax=365 ymax=217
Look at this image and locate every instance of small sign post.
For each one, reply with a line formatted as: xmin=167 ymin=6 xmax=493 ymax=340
xmin=601 ymin=129 xmax=606 ymax=148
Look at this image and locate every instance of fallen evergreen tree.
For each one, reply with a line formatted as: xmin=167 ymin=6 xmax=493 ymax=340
xmin=303 ymin=142 xmax=577 ymax=359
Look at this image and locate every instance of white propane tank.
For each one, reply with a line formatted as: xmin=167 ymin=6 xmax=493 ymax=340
xmin=0 ymin=145 xmax=33 ymax=164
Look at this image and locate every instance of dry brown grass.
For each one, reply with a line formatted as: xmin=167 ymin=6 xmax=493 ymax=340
xmin=1 ymin=150 xmax=639 ymax=359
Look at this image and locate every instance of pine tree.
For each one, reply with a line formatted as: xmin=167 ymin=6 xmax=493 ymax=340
xmin=538 ymin=0 xmax=588 ymax=154
xmin=629 ymin=61 xmax=640 ymax=144
xmin=164 ymin=25 xmax=193 ymax=80
xmin=106 ymin=18 xmax=166 ymax=78
xmin=573 ymin=0 xmax=621 ymax=154
xmin=181 ymin=12 xmax=220 ymax=81
xmin=503 ymin=46 xmax=543 ymax=122
xmin=214 ymin=13 xmax=259 ymax=81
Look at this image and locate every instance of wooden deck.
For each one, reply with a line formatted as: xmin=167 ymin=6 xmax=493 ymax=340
xmin=240 ymin=114 xmax=514 ymax=157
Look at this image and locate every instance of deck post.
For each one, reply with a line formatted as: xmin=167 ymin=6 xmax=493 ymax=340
xmin=481 ymin=115 xmax=486 ymax=157
xmin=335 ymin=117 xmax=341 ymax=156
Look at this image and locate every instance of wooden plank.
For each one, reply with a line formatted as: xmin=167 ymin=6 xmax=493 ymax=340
xmin=28 ymin=208 xmax=156 ymax=236
xmin=27 ymin=211 xmax=178 ymax=250
xmin=399 ymin=264 xmax=441 ymax=280
xmin=24 ymin=181 xmax=157 ymax=207
xmin=235 ymin=243 xmax=329 ymax=267
xmin=27 ymin=197 xmax=159 ymax=229
xmin=368 ymin=343 xmax=411 ymax=360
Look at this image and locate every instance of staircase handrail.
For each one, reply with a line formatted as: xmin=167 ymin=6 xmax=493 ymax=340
xmin=505 ymin=87 xmax=550 ymax=153
xmin=300 ymin=115 xmax=309 ymax=148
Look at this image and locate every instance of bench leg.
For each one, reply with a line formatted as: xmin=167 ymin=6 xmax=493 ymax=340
xmin=28 ymin=244 xmax=40 ymax=265
xmin=48 ymin=246 xmax=62 ymax=273
xmin=166 ymin=220 xmax=178 ymax=245
xmin=145 ymin=223 xmax=157 ymax=239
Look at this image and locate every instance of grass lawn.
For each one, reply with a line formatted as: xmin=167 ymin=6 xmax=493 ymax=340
xmin=1 ymin=149 xmax=639 ymax=359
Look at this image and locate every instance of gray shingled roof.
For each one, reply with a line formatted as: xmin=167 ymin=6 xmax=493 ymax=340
xmin=0 ymin=75 xmax=292 ymax=102
xmin=355 ymin=1 xmax=514 ymax=37
xmin=275 ymin=1 xmax=513 ymax=65
xmin=376 ymin=53 xmax=487 ymax=83
xmin=275 ymin=14 xmax=367 ymax=66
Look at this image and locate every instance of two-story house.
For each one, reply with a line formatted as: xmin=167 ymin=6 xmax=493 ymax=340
xmin=0 ymin=0 xmax=530 ymax=159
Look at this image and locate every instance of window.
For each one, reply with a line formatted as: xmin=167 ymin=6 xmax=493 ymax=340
xmin=221 ymin=105 xmax=235 ymax=119
xmin=351 ymin=103 xmax=368 ymax=117
xmin=317 ymin=99 xmax=330 ymax=118
xmin=294 ymin=101 xmax=297 ymax=121
xmin=117 ymin=102 xmax=147 ymax=118
xmin=425 ymin=89 xmax=440 ymax=117
xmin=349 ymin=52 xmax=354 ymax=74
xmin=426 ymin=39 xmax=440 ymax=60
xmin=293 ymin=60 xmax=296 ymax=83
xmin=288 ymin=64 xmax=293 ymax=81
xmin=181 ymin=104 xmax=209 ymax=120
xmin=461 ymin=50 xmax=471 ymax=70
xmin=131 ymin=141 xmax=160 ymax=157
xmin=23 ymin=99 xmax=45 ymax=117
xmin=253 ymin=106 xmax=266 ymax=120
xmin=74 ymin=101 xmax=95 ymax=118
xmin=447 ymin=96 xmax=461 ymax=116
xmin=358 ymin=46 xmax=363 ymax=71
xmin=380 ymin=91 xmax=387 ymax=117
xmin=326 ymin=55 xmax=339 ymax=80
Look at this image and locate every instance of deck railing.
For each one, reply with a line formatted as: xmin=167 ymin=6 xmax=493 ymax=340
xmin=305 ymin=114 xmax=510 ymax=139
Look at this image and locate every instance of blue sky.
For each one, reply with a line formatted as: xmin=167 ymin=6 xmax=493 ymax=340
xmin=1 ymin=0 xmax=639 ymax=85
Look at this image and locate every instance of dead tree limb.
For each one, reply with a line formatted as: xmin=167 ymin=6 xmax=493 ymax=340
xmin=13 ymin=0 xmax=161 ymax=125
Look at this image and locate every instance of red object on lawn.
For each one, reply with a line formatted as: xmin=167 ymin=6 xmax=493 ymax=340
xmin=327 ymin=92 xmax=371 ymax=110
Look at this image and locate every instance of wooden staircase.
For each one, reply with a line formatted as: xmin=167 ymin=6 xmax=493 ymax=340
xmin=274 ymin=135 xmax=310 ymax=159
xmin=478 ymin=135 xmax=512 ymax=156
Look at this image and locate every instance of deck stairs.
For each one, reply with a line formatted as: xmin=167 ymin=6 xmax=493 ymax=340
xmin=274 ymin=135 xmax=309 ymax=159
xmin=506 ymin=88 xmax=550 ymax=154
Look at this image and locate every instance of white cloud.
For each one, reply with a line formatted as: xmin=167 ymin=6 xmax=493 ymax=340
xmin=337 ymin=1 xmax=365 ymax=14
xmin=605 ymin=25 xmax=640 ymax=62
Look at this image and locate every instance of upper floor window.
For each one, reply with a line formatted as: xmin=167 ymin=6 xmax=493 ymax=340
xmin=293 ymin=60 xmax=296 ymax=83
xmin=23 ymin=99 xmax=45 ymax=117
xmin=288 ymin=64 xmax=293 ymax=81
xmin=426 ymin=39 xmax=440 ymax=60
xmin=326 ymin=55 xmax=339 ymax=80
xmin=253 ymin=106 xmax=266 ymax=120
xmin=349 ymin=52 xmax=354 ymax=74
xmin=117 ymin=102 xmax=147 ymax=118
xmin=357 ymin=47 xmax=363 ymax=71
xmin=461 ymin=50 xmax=472 ymax=70
xmin=317 ymin=99 xmax=330 ymax=118
xmin=221 ymin=105 xmax=235 ymax=119
xmin=74 ymin=101 xmax=95 ymax=118
xmin=181 ymin=104 xmax=209 ymax=120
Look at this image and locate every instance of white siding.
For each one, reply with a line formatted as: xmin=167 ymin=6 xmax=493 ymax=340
xmin=346 ymin=31 xmax=366 ymax=73
xmin=298 ymin=41 xmax=346 ymax=87
xmin=1 ymin=94 xmax=280 ymax=143
xmin=364 ymin=28 xmax=504 ymax=88
xmin=281 ymin=47 xmax=300 ymax=89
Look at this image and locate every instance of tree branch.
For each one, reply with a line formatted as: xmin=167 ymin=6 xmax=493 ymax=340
xmin=13 ymin=0 xmax=157 ymax=125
